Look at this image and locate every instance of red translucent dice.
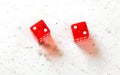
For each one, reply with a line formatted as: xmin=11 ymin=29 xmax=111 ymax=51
xmin=30 ymin=20 xmax=50 ymax=43
xmin=71 ymin=22 xmax=89 ymax=42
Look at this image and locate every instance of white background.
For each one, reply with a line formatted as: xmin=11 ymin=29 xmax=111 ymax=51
xmin=0 ymin=0 xmax=120 ymax=75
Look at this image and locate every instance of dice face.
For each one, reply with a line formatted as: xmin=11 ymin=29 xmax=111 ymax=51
xmin=30 ymin=20 xmax=50 ymax=43
xmin=71 ymin=22 xmax=89 ymax=42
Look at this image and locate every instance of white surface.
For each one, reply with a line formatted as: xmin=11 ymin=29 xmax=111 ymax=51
xmin=0 ymin=0 xmax=120 ymax=75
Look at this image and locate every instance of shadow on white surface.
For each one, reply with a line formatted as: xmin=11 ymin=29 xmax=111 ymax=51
xmin=39 ymin=35 xmax=63 ymax=61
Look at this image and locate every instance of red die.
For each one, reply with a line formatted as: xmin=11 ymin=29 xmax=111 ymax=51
xmin=71 ymin=22 xmax=89 ymax=42
xmin=30 ymin=20 xmax=50 ymax=43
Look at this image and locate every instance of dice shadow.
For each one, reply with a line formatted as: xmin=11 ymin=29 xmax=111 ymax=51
xmin=39 ymin=35 xmax=63 ymax=61
xmin=75 ymin=36 xmax=100 ymax=57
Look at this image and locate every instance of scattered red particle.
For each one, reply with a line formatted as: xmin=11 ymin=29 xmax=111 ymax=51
xmin=71 ymin=22 xmax=89 ymax=42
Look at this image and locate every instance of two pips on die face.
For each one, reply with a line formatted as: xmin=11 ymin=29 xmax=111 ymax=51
xmin=71 ymin=22 xmax=89 ymax=42
xmin=30 ymin=20 xmax=50 ymax=43
xmin=30 ymin=20 xmax=89 ymax=43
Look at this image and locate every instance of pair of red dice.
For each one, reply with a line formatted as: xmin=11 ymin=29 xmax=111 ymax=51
xmin=30 ymin=20 xmax=89 ymax=43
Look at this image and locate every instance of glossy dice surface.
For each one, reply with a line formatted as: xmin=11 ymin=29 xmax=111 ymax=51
xmin=30 ymin=20 xmax=50 ymax=43
xmin=71 ymin=22 xmax=89 ymax=42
